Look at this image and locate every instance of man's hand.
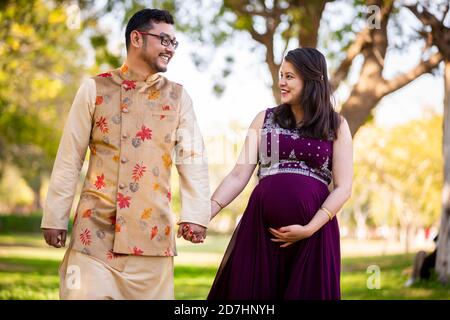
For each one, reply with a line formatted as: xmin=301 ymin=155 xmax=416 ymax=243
xmin=177 ymin=223 xmax=206 ymax=244
xmin=42 ymin=228 xmax=67 ymax=248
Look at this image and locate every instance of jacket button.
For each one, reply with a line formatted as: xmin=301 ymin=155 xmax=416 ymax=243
xmin=120 ymin=157 xmax=128 ymax=163
xmin=119 ymin=183 xmax=126 ymax=189
xmin=122 ymin=133 xmax=128 ymax=139
xmin=122 ymin=108 xmax=129 ymax=113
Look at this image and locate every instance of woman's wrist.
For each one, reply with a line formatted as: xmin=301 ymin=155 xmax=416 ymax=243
xmin=211 ymin=198 xmax=225 ymax=210
xmin=210 ymin=199 xmax=224 ymax=221
xmin=304 ymin=224 xmax=315 ymax=237
xmin=319 ymin=206 xmax=333 ymax=221
xmin=211 ymin=200 xmax=221 ymax=212
xmin=305 ymin=207 xmax=333 ymax=237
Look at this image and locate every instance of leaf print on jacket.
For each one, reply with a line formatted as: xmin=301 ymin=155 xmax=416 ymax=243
xmin=133 ymin=246 xmax=144 ymax=255
xmin=132 ymin=163 xmax=147 ymax=182
xmin=106 ymin=249 xmax=119 ymax=260
xmin=94 ymin=174 xmax=105 ymax=190
xmin=162 ymin=153 xmax=172 ymax=169
xmin=82 ymin=209 xmax=93 ymax=218
xmin=95 ymin=96 xmax=103 ymax=106
xmin=165 ymin=225 xmax=171 ymax=236
xmin=108 ymin=215 xmax=116 ymax=226
xmin=122 ymin=80 xmax=136 ymax=91
xmin=98 ymin=72 xmax=112 ymax=78
xmin=136 ymin=125 xmax=152 ymax=141
xmin=148 ymin=89 xmax=160 ymax=100
xmin=117 ymin=193 xmax=131 ymax=209
xmin=120 ymin=103 xmax=129 ymax=112
xmin=95 ymin=116 xmax=109 ymax=134
xmin=80 ymin=229 xmax=92 ymax=246
xmin=151 ymin=226 xmax=158 ymax=240
xmin=164 ymin=247 xmax=173 ymax=256
xmin=141 ymin=208 xmax=152 ymax=220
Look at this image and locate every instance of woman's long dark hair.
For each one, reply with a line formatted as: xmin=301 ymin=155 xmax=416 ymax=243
xmin=274 ymin=47 xmax=341 ymax=140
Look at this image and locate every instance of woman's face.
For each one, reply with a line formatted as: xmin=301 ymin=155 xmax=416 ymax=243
xmin=279 ymin=60 xmax=304 ymax=106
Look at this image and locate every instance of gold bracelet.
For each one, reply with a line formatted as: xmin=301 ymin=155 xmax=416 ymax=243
xmin=320 ymin=206 xmax=333 ymax=221
xmin=211 ymin=198 xmax=224 ymax=210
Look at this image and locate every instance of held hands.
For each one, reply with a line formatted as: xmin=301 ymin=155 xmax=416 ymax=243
xmin=177 ymin=223 xmax=206 ymax=244
xmin=269 ymin=224 xmax=313 ymax=248
xmin=42 ymin=228 xmax=67 ymax=248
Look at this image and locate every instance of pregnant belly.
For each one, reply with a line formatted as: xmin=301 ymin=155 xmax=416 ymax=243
xmin=255 ymin=173 xmax=329 ymax=228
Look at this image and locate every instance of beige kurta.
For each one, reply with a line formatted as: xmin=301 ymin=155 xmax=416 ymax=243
xmin=59 ymin=249 xmax=174 ymax=299
xmin=42 ymin=63 xmax=210 ymax=298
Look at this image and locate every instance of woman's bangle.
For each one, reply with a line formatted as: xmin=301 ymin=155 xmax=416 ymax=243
xmin=211 ymin=198 xmax=224 ymax=210
xmin=320 ymin=206 xmax=333 ymax=221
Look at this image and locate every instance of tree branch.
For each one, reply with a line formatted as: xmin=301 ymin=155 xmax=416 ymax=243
xmin=281 ymin=20 xmax=294 ymax=59
xmin=247 ymin=24 xmax=266 ymax=44
xmin=229 ymin=0 xmax=285 ymax=18
xmin=406 ymin=4 xmax=442 ymax=30
xmin=378 ymin=51 xmax=443 ymax=97
xmin=330 ymin=28 xmax=371 ymax=91
xmin=405 ymin=4 xmax=450 ymax=59
xmin=441 ymin=3 xmax=450 ymax=23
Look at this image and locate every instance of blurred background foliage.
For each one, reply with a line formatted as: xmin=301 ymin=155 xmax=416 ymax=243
xmin=0 ymin=0 xmax=445 ymax=241
xmin=0 ymin=0 xmax=447 ymax=259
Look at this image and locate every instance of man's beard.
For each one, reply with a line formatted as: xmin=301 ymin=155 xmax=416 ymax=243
xmin=140 ymin=50 xmax=167 ymax=73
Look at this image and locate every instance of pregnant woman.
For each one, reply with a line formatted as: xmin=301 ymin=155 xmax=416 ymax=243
xmin=207 ymin=47 xmax=353 ymax=300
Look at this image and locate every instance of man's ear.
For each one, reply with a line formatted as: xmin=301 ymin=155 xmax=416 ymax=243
xmin=130 ymin=30 xmax=142 ymax=49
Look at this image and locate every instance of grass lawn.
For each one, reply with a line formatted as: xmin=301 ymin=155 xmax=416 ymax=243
xmin=0 ymin=233 xmax=448 ymax=300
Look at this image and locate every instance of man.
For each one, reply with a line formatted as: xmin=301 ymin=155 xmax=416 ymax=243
xmin=41 ymin=8 xmax=210 ymax=299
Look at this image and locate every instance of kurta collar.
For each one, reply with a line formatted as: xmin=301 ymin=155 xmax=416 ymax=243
xmin=109 ymin=62 xmax=163 ymax=92
xmin=119 ymin=63 xmax=161 ymax=85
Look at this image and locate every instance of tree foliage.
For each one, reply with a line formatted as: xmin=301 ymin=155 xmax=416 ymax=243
xmin=349 ymin=114 xmax=442 ymax=234
xmin=0 ymin=0 xmax=86 ymax=209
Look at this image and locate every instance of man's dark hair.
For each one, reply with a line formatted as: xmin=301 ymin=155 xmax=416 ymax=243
xmin=125 ymin=9 xmax=174 ymax=51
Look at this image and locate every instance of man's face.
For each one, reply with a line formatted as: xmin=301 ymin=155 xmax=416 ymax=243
xmin=137 ymin=22 xmax=176 ymax=73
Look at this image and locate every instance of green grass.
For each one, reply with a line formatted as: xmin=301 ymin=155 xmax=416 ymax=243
xmin=0 ymin=233 xmax=449 ymax=300
xmin=341 ymin=254 xmax=450 ymax=299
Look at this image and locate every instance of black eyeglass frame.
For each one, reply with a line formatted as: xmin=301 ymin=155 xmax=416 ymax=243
xmin=136 ymin=31 xmax=179 ymax=49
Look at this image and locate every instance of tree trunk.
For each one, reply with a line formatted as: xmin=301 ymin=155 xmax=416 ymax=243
xmin=32 ymin=187 xmax=41 ymax=211
xmin=340 ymin=87 xmax=381 ymax=137
xmin=436 ymin=59 xmax=450 ymax=284
xmin=29 ymin=176 xmax=42 ymax=212
xmin=267 ymin=50 xmax=281 ymax=104
xmin=356 ymin=213 xmax=368 ymax=240
xmin=404 ymin=222 xmax=411 ymax=254
xmin=298 ymin=0 xmax=329 ymax=48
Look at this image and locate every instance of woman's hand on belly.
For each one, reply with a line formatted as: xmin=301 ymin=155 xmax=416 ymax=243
xmin=268 ymin=224 xmax=313 ymax=248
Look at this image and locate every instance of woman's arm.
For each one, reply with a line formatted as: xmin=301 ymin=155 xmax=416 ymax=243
xmin=269 ymin=116 xmax=353 ymax=246
xmin=210 ymin=110 xmax=266 ymax=220
xmin=305 ymin=116 xmax=353 ymax=233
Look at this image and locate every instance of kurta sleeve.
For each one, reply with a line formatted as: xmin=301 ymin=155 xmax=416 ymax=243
xmin=41 ymin=78 xmax=96 ymax=230
xmin=175 ymin=89 xmax=211 ymax=228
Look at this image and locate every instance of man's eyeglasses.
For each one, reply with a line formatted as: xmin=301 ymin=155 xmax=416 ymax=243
xmin=137 ymin=31 xmax=179 ymax=49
